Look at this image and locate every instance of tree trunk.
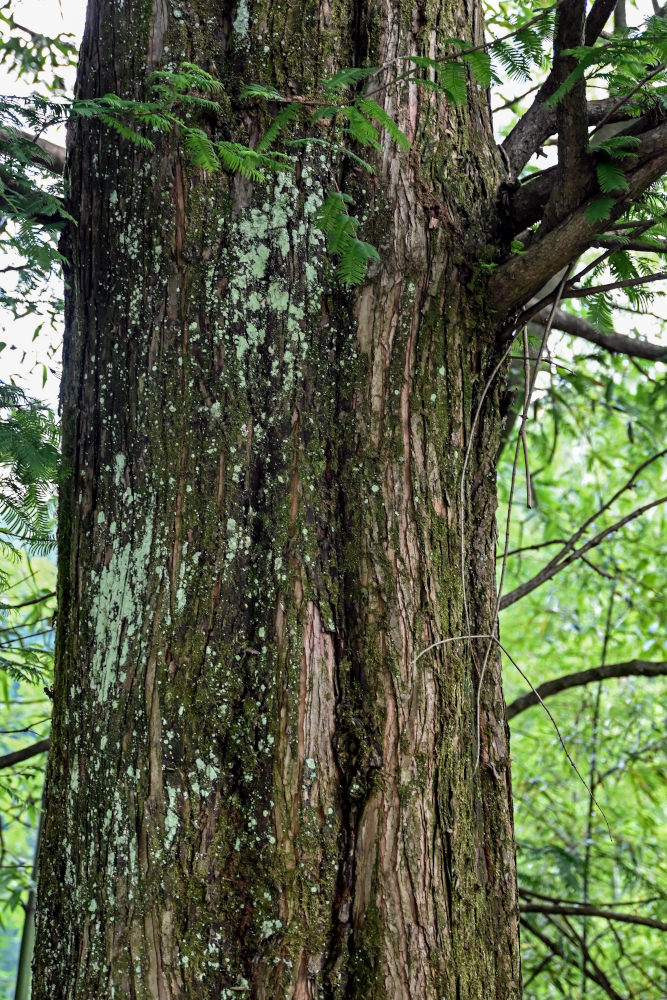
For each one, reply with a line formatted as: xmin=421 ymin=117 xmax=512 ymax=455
xmin=33 ymin=1 xmax=520 ymax=997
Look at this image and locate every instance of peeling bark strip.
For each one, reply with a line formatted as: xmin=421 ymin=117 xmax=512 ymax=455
xmin=33 ymin=1 xmax=519 ymax=998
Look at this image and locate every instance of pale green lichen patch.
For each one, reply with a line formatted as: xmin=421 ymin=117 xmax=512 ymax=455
xmin=232 ymin=0 xmax=250 ymax=38
xmin=213 ymin=167 xmax=326 ymax=407
xmin=114 ymin=452 xmax=126 ymax=486
xmin=87 ymin=511 xmax=155 ymax=704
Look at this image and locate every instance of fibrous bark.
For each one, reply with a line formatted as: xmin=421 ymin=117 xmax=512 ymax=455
xmin=33 ymin=1 xmax=520 ymax=998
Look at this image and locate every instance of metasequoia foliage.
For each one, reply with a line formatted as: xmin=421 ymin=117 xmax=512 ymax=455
xmin=5 ymin=3 xmax=667 ymax=319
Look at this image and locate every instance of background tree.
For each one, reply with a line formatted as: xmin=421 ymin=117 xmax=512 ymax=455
xmin=0 ymin=0 xmax=665 ymax=998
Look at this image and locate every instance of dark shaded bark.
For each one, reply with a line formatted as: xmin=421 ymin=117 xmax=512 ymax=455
xmin=32 ymin=1 xmax=520 ymax=998
xmin=539 ymin=0 xmax=589 ymax=233
xmin=585 ymin=0 xmax=620 ymax=46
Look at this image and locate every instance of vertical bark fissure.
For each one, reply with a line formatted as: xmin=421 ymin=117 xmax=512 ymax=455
xmin=33 ymin=0 xmax=520 ymax=998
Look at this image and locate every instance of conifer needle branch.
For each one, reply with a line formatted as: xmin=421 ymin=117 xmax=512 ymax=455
xmin=591 ymin=61 xmax=667 ymax=136
xmin=567 ymin=220 xmax=656 ymax=286
xmin=0 ymin=128 xmax=65 ymax=174
xmin=370 ymin=0 xmax=566 ymax=83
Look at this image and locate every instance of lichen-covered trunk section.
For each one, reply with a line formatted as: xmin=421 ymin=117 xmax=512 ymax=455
xmin=33 ymin=0 xmax=519 ymax=998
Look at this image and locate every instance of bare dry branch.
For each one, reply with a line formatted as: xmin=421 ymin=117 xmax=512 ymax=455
xmin=535 ymin=307 xmax=667 ymax=359
xmin=520 ymin=902 xmax=667 ymax=932
xmin=500 ymin=449 xmax=667 ymax=608
xmin=0 ymin=737 xmax=50 ymax=771
xmin=520 ymin=919 xmax=627 ymax=1000
xmin=500 ymin=493 xmax=666 ymax=608
xmin=507 ymin=659 xmax=667 ymax=718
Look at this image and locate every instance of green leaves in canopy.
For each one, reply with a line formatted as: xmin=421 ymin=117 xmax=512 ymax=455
xmin=596 ymin=160 xmax=629 ymax=194
xmin=544 ymin=15 xmax=667 ymax=111
xmin=585 ymin=197 xmax=616 ymax=223
xmin=0 ymin=383 xmax=58 ymax=586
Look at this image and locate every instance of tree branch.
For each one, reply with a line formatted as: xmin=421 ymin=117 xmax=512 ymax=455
xmin=491 ymin=124 xmax=667 ymax=319
xmin=0 ymin=591 xmax=55 ymax=612
xmin=503 ymin=538 xmax=568 ymax=557
xmin=0 ymin=165 xmax=66 ymax=227
xmin=519 ymin=919 xmax=627 ymax=1000
xmin=540 ymin=1 xmax=590 ymax=232
xmin=501 ymin=97 xmax=636 ymax=181
xmin=499 ymin=450 xmax=667 ymax=608
xmin=594 ymin=235 xmax=667 ymax=252
xmin=585 ymin=0 xmax=620 ymax=46
xmin=615 ymin=0 xmax=627 ymax=29
xmin=500 ymin=493 xmax=666 ymax=608
xmin=507 ymin=659 xmax=667 ymax=718
xmin=506 ymin=114 xmax=667 ymax=237
xmin=591 ymin=62 xmax=666 ymax=137
xmin=0 ymin=128 xmax=65 ymax=175
xmin=520 ymin=888 xmax=664 ymax=909
xmin=563 ymin=269 xmax=667 ymax=299
xmin=535 ymin=307 xmax=667 ymax=360
xmin=0 ymin=737 xmax=50 ymax=771
xmin=520 ymin=902 xmax=667 ymax=932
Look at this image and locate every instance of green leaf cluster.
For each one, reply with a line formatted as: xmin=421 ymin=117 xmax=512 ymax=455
xmin=0 ymin=383 xmax=58 ymax=588
xmin=315 ymin=191 xmax=380 ymax=285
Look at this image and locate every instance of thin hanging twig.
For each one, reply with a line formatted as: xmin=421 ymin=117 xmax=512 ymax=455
xmin=472 ymin=263 xmax=575 ymax=774
xmin=413 ymin=632 xmax=612 ymax=838
xmin=521 ymin=326 xmax=533 ymax=508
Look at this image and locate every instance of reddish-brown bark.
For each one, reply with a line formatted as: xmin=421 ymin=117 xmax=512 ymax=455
xmin=33 ymin=1 xmax=521 ymax=997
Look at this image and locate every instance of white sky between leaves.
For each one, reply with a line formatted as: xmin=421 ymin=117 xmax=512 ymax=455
xmin=0 ymin=0 xmax=663 ymax=411
xmin=0 ymin=0 xmax=85 ymax=407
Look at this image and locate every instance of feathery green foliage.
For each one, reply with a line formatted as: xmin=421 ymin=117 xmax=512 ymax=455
xmin=315 ymin=192 xmax=381 ymax=285
xmin=0 ymin=384 xmax=58 ymax=590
